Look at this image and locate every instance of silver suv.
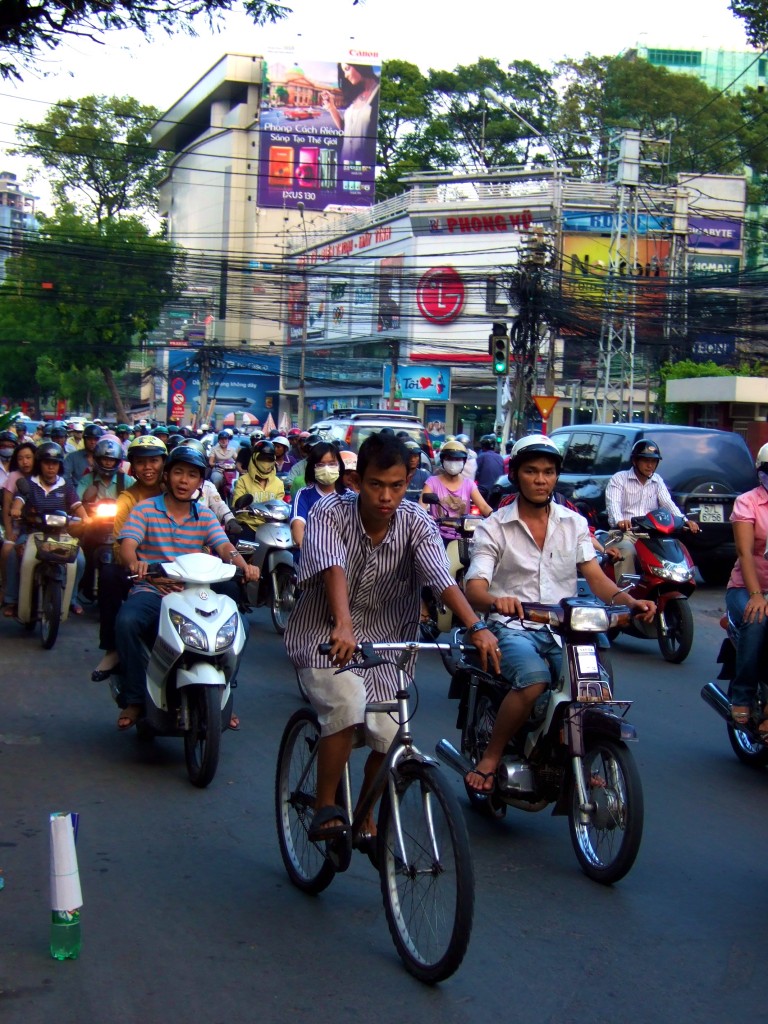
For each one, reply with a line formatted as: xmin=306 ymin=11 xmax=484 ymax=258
xmin=309 ymin=409 xmax=434 ymax=457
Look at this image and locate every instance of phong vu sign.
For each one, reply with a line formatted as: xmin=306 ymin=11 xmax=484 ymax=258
xmin=383 ymin=365 xmax=451 ymax=402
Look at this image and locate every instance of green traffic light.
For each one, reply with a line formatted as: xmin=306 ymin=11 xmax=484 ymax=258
xmin=493 ymin=360 xmax=506 ymax=373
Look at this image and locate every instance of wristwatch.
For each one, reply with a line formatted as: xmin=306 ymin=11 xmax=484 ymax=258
xmin=465 ymin=620 xmax=488 ymax=636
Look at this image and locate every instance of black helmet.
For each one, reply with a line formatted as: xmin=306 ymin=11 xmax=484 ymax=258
xmin=83 ymin=423 xmax=104 ymax=440
xmin=631 ymin=439 xmax=662 ymax=462
xmin=479 ymin=434 xmax=496 ymax=450
xmin=167 ymin=433 xmax=184 ymax=452
xmin=0 ymin=429 xmax=18 ymax=446
xmin=252 ymin=439 xmax=276 ymax=461
xmin=165 ymin=444 xmax=207 ymax=473
xmin=35 ymin=441 xmax=65 ymax=467
xmin=50 ymin=421 xmax=67 ymax=439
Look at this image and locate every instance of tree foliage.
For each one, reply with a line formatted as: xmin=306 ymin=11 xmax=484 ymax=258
xmin=0 ymin=0 xmax=290 ymax=82
xmin=730 ymin=0 xmax=768 ymax=46
xmin=12 ymin=95 xmax=170 ymax=223
xmin=0 ymin=211 xmax=180 ymax=418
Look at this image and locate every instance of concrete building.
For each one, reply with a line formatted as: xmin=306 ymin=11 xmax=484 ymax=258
xmin=0 ymin=171 xmax=37 ymax=282
xmin=637 ymin=44 xmax=767 ymax=94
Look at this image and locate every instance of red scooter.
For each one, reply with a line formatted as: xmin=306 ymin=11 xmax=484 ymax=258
xmin=596 ymin=508 xmax=697 ymax=663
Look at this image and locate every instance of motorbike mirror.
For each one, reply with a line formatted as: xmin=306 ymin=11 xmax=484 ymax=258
xmin=421 ymin=493 xmax=439 ymax=505
xmin=234 ymin=494 xmax=253 ymax=511
xmin=15 ymin=476 xmax=30 ymax=498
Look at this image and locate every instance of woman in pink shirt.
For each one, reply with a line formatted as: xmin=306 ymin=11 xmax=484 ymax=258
xmin=726 ymin=443 xmax=768 ymax=734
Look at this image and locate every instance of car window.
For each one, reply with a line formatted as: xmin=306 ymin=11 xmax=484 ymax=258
xmin=561 ymin=432 xmax=601 ymax=474
xmin=351 ymin=425 xmax=428 ymax=449
xmin=593 ymin=433 xmax=627 ymax=475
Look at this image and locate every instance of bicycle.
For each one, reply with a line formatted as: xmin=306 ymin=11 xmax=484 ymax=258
xmin=275 ymin=639 xmax=475 ymax=984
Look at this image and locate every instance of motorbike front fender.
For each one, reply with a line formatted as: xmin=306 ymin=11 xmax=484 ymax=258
xmin=176 ymin=661 xmax=228 ymax=690
xmin=266 ymin=549 xmax=294 ymax=573
xmin=582 ymin=707 xmax=637 ymax=743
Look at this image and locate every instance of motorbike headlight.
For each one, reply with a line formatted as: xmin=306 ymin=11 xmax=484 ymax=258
xmin=94 ymin=503 xmax=116 ymax=519
xmin=169 ymin=610 xmax=208 ymax=651
xmin=656 ymin=562 xmax=692 ymax=583
xmin=42 ymin=514 xmax=67 ymax=528
xmin=215 ymin=612 xmax=239 ymax=651
xmin=569 ymin=606 xmax=610 ymax=632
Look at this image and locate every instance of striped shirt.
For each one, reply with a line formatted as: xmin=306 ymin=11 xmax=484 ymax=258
xmin=15 ymin=475 xmax=81 ymax=527
xmin=118 ymin=494 xmax=228 ymax=592
xmin=284 ymin=490 xmax=455 ymax=700
xmin=605 ymin=469 xmax=683 ymax=527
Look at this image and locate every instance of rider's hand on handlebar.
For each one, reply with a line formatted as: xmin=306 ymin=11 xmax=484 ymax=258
xmin=617 ymin=519 xmax=632 ymax=532
xmin=684 ymin=519 xmax=700 ymax=534
xmin=470 ymin=627 xmax=502 ymax=674
xmin=328 ymin=621 xmax=357 ymax=668
xmin=629 ymin=597 xmax=656 ymax=622
xmin=243 ymin=563 xmax=260 ymax=584
xmin=492 ymin=595 xmax=525 ymax=620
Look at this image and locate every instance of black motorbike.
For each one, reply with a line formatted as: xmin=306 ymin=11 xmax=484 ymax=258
xmin=701 ymin=615 xmax=768 ymax=767
xmin=436 ymin=598 xmax=644 ymax=884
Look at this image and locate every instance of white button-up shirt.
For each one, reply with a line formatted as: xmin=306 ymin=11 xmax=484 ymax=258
xmin=605 ymin=468 xmax=683 ymax=527
xmin=465 ymin=499 xmax=595 ymax=624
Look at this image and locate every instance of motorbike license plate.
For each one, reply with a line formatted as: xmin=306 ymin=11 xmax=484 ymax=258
xmin=699 ymin=505 xmax=724 ymax=524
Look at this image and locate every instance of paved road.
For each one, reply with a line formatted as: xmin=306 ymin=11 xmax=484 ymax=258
xmin=1 ymin=586 xmax=766 ymax=1023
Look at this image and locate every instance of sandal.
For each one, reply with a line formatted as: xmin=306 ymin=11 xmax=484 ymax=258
xmin=307 ymin=804 xmax=349 ymax=842
xmin=465 ymin=767 xmax=496 ymax=793
xmin=117 ymin=705 xmax=143 ymax=731
xmin=228 ymin=714 xmax=240 ymax=731
xmin=70 ymin=603 xmax=84 ymax=616
xmin=3 ymin=603 xmax=17 ymax=618
xmin=731 ymin=706 xmax=751 ymax=726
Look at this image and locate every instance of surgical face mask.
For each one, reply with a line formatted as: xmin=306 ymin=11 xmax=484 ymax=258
xmin=442 ymin=459 xmax=465 ymax=477
xmin=253 ymin=458 xmax=275 ymax=477
xmin=314 ymin=464 xmax=340 ymax=485
xmin=0 ymin=447 xmax=14 ymax=460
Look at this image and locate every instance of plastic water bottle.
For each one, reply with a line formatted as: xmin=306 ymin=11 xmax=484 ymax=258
xmin=50 ymin=909 xmax=81 ymax=960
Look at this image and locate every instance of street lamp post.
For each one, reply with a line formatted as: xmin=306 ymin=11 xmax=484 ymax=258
xmin=296 ymin=202 xmax=309 ymax=429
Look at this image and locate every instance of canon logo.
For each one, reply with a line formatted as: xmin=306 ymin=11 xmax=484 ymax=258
xmin=349 ymin=49 xmax=379 ymax=58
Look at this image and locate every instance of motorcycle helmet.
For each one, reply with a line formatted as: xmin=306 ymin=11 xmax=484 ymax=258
xmin=49 ymin=422 xmax=68 ymax=442
xmin=479 ymin=434 xmax=497 ymax=450
xmin=152 ymin=424 xmax=170 ymax=438
xmin=755 ymin=443 xmax=768 ymax=472
xmin=115 ymin=423 xmax=131 ymax=437
xmin=0 ymin=430 xmax=17 ymax=460
xmin=35 ymin=441 xmax=65 ymax=469
xmin=509 ymin=434 xmax=562 ymax=473
xmin=94 ymin=437 xmax=123 ymax=475
xmin=127 ymin=435 xmax=168 ymax=461
xmin=455 ymin=433 xmax=471 ymax=446
xmin=83 ymin=423 xmax=104 ymax=441
xmin=251 ymin=440 xmax=276 ymax=477
xmin=218 ymin=430 xmax=231 ymax=443
xmin=165 ymin=444 xmax=208 ymax=474
xmin=631 ymin=439 xmax=662 ymax=462
xmin=439 ymin=439 xmax=468 ymax=460
xmin=166 ymin=433 xmax=184 ymax=452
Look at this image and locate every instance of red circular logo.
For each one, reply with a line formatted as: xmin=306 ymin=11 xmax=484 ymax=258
xmin=416 ymin=267 xmax=465 ymax=324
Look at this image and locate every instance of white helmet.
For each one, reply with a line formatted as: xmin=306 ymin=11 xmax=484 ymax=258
xmin=509 ymin=434 xmax=562 ymax=473
xmin=756 ymin=443 xmax=768 ymax=471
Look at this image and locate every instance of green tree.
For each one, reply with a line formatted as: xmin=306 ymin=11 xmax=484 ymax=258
xmin=0 ymin=0 xmax=290 ymax=82
xmin=0 ymin=211 xmax=180 ymax=420
xmin=12 ymin=95 xmax=170 ymax=223
xmin=730 ymin=0 xmax=768 ymax=46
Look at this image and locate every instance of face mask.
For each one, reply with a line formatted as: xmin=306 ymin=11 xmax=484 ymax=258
xmin=442 ymin=460 xmax=465 ymax=477
xmin=254 ymin=458 xmax=275 ymax=477
xmin=0 ymin=447 xmax=14 ymax=459
xmin=315 ymin=465 xmax=340 ymax=485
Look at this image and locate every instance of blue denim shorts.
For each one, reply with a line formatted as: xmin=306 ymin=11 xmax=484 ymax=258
xmin=487 ymin=620 xmax=562 ymax=690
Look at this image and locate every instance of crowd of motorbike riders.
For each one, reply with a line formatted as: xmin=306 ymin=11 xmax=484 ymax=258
xmin=1 ymin=412 xmax=767 ymax=773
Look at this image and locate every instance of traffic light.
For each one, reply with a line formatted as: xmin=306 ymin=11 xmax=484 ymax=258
xmin=489 ymin=322 xmax=509 ymax=376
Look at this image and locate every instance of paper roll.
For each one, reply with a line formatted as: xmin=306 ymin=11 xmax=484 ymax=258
xmin=50 ymin=812 xmax=83 ymax=912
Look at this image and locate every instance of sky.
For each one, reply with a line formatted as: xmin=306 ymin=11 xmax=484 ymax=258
xmin=0 ymin=0 xmax=754 ymax=210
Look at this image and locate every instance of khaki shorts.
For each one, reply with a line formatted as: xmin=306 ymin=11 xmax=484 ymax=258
xmin=297 ymin=666 xmax=398 ymax=754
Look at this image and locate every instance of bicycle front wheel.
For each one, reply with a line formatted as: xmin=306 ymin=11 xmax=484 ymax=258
xmin=275 ymin=707 xmax=336 ymax=894
xmin=378 ymin=763 xmax=474 ymax=984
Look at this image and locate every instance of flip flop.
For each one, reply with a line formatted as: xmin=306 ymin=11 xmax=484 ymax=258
xmin=70 ymin=603 xmax=84 ymax=616
xmin=3 ymin=604 xmax=17 ymax=618
xmin=229 ymin=715 xmax=240 ymax=731
xmin=308 ymin=804 xmax=349 ymax=842
xmin=465 ymin=767 xmax=496 ymax=793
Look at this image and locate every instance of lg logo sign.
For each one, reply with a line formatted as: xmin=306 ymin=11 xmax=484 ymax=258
xmin=416 ymin=267 xmax=465 ymax=324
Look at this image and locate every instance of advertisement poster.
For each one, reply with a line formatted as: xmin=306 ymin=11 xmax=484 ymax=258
xmin=688 ymin=217 xmax=742 ymax=251
xmin=383 ymin=365 xmax=451 ymax=402
xmin=376 ymin=256 xmax=403 ymax=334
xmin=167 ymin=350 xmax=280 ymax=427
xmin=258 ymin=47 xmax=381 ymax=212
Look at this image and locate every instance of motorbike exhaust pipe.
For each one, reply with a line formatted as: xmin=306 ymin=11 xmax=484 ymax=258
xmin=701 ymin=681 xmax=733 ymax=723
xmin=435 ymin=738 xmax=475 ymax=778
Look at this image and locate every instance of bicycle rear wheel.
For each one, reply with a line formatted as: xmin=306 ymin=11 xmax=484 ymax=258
xmin=378 ymin=762 xmax=474 ymax=984
xmin=275 ymin=707 xmax=336 ymax=894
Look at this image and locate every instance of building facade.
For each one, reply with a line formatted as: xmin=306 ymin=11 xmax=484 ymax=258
xmin=0 ymin=171 xmax=37 ymax=283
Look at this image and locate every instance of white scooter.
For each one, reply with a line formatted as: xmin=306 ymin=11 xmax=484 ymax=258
xmin=110 ymin=552 xmax=246 ymax=788
xmin=233 ymin=497 xmax=297 ymax=635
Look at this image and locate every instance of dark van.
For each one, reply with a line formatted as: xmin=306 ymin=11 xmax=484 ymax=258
xmin=548 ymin=424 xmax=756 ymax=584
